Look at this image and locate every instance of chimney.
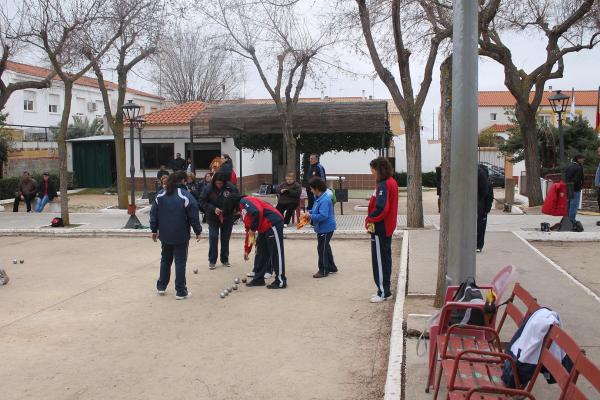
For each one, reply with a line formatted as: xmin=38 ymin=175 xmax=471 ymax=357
xmin=320 ymin=90 xmax=325 ymax=101
xmin=369 ymin=95 xmax=373 ymax=100
xmin=362 ymin=89 xmax=366 ymax=100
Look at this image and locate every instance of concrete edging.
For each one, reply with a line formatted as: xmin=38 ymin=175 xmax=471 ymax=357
xmin=517 ymin=230 xmax=600 ymax=242
xmin=384 ymin=230 xmax=409 ymax=400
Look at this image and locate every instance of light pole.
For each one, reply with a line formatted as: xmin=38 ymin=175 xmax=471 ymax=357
xmin=122 ymin=99 xmax=141 ymax=229
xmin=548 ymin=90 xmax=570 ymax=171
xmin=135 ymin=117 xmax=148 ymax=200
xmin=548 ymin=90 xmax=571 ymax=231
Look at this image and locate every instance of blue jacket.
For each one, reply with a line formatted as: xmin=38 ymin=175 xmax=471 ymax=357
xmin=595 ymin=162 xmax=600 ymax=187
xmin=150 ymin=185 xmax=202 ymax=245
xmin=310 ymin=192 xmax=336 ymax=234
xmin=199 ymin=179 xmax=238 ymax=224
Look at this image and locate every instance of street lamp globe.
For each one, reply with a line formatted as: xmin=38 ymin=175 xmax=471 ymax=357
xmin=548 ymin=90 xmax=570 ymax=114
xmin=134 ymin=116 xmax=146 ymax=130
xmin=122 ymin=99 xmax=141 ymax=122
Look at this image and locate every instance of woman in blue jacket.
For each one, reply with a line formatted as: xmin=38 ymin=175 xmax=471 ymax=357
xmin=305 ymin=177 xmax=338 ymax=278
xmin=150 ymin=171 xmax=202 ymax=300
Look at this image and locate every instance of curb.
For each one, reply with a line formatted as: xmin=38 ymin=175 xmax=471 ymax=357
xmin=517 ymin=230 xmax=600 ymax=241
xmin=384 ymin=230 xmax=409 ymax=400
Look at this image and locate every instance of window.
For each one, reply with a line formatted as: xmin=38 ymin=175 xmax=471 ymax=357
xmin=538 ymin=114 xmax=552 ymax=125
xmin=23 ymin=91 xmax=35 ymax=111
xmin=75 ymin=97 xmax=86 ymax=116
xmin=490 ymin=112 xmax=497 ymax=121
xmin=141 ymin=143 xmax=174 ymax=169
xmin=49 ymin=94 xmax=59 ymax=113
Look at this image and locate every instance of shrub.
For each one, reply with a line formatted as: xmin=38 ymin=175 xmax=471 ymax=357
xmin=0 ymin=172 xmax=76 ymax=199
xmin=393 ymin=171 xmax=437 ymax=188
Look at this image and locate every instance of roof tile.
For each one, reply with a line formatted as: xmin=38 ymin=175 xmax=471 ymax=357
xmin=479 ymin=90 xmax=599 ymax=107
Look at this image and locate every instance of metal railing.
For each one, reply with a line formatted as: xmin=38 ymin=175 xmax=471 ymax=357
xmin=1 ymin=124 xmax=56 ymax=142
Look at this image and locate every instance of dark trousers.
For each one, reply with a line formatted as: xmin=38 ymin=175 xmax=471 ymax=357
xmin=306 ymin=188 xmax=315 ymax=211
xmin=371 ymin=233 xmax=392 ymax=298
xmin=13 ymin=194 xmax=35 ymax=212
xmin=157 ymin=241 xmax=189 ymax=296
xmin=477 ymin=212 xmax=488 ymax=250
xmin=596 ymin=188 xmax=600 ymax=212
xmin=208 ymin=220 xmax=233 ymax=264
xmin=317 ymin=231 xmax=337 ymax=275
xmin=276 ymin=203 xmax=297 ymax=225
xmin=253 ymin=224 xmax=286 ymax=285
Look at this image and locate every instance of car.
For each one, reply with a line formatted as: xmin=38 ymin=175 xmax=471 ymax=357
xmin=479 ymin=161 xmax=505 ymax=176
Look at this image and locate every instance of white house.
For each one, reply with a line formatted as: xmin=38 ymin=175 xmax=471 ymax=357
xmin=2 ymin=60 xmax=163 ymax=134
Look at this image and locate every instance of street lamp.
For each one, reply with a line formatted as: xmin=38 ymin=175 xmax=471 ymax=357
xmin=548 ymin=90 xmax=573 ymax=232
xmin=135 ymin=117 xmax=149 ymax=200
xmin=548 ymin=90 xmax=570 ymax=169
xmin=122 ymin=99 xmax=141 ymax=229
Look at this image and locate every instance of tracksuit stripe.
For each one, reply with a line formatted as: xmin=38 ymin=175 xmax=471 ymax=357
xmin=374 ymin=235 xmax=384 ymax=297
xmin=272 ymin=226 xmax=284 ymax=286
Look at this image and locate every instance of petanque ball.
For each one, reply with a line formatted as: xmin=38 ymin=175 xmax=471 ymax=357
xmin=229 ymin=286 xmax=233 ymax=292
xmin=233 ymin=284 xmax=238 ymax=290
xmin=193 ymin=268 xmax=198 ymax=274
xmin=234 ymin=277 xmax=240 ymax=284
xmin=242 ymin=278 xmax=247 ymax=283
xmin=19 ymin=259 xmax=24 ymax=264
xmin=13 ymin=259 xmax=17 ymax=264
xmin=220 ymin=292 xmax=226 ymax=298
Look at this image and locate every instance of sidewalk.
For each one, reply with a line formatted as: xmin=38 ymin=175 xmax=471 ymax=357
xmin=403 ymin=230 xmax=600 ymax=399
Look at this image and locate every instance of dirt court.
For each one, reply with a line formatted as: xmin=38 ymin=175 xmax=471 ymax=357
xmin=0 ymin=235 xmax=398 ymax=400
xmin=531 ymin=241 xmax=600 ymax=296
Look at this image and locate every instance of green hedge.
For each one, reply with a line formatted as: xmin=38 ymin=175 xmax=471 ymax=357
xmin=394 ymin=171 xmax=438 ymax=188
xmin=0 ymin=172 xmax=76 ymax=200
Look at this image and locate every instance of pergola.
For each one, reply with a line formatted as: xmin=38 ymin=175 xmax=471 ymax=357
xmin=188 ymin=101 xmax=390 ymax=188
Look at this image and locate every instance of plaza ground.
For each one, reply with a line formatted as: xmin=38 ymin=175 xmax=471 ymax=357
xmin=0 ymin=236 xmax=398 ymax=400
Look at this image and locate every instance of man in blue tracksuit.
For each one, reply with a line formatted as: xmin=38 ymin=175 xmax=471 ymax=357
xmin=306 ymin=153 xmax=326 ymax=211
xmin=199 ymin=172 xmax=238 ymax=270
xmin=150 ymin=171 xmax=202 ymax=300
xmin=306 ymin=177 xmax=338 ymax=278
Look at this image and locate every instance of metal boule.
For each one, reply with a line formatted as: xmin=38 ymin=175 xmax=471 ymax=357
xmin=228 ymin=286 xmax=233 ymax=292
xmin=220 ymin=292 xmax=226 ymax=298
xmin=234 ymin=277 xmax=240 ymax=284
xmin=193 ymin=268 xmax=198 ymax=274
xmin=242 ymin=278 xmax=247 ymax=283
xmin=19 ymin=259 xmax=24 ymax=264
xmin=233 ymin=284 xmax=238 ymax=290
xmin=13 ymin=259 xmax=17 ymax=264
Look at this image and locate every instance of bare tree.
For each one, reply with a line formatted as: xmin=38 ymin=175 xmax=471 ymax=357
xmin=479 ymin=0 xmax=600 ymax=206
xmin=23 ymin=0 xmax=127 ymax=225
xmin=200 ymin=0 xmax=336 ymax=174
xmin=153 ymin=27 xmax=243 ymax=103
xmin=0 ymin=3 xmax=56 ymax=111
xmin=88 ymin=0 xmax=166 ymax=209
xmin=348 ymin=0 xmax=452 ymax=228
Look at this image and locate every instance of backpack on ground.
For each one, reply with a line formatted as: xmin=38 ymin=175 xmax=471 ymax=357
xmin=51 ymin=217 xmax=64 ymax=227
xmin=449 ymin=277 xmax=486 ymax=326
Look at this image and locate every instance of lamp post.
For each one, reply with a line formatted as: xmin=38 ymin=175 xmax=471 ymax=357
xmin=548 ymin=90 xmax=572 ymax=231
xmin=135 ymin=117 xmax=149 ymax=200
xmin=122 ymin=99 xmax=141 ymax=229
xmin=548 ymin=90 xmax=570 ymax=171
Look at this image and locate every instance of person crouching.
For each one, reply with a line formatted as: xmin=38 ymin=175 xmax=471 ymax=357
xmin=223 ymin=194 xmax=287 ymax=289
xmin=150 ymin=171 xmax=202 ymax=300
xmin=303 ymin=177 xmax=338 ymax=278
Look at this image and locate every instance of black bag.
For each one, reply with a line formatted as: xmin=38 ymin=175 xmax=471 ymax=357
xmin=51 ymin=217 xmax=64 ymax=227
xmin=572 ymin=220 xmax=584 ymax=232
xmin=449 ymin=277 xmax=485 ymax=326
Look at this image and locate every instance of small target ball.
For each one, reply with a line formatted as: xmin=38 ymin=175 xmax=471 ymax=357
xmin=19 ymin=259 xmax=24 ymax=264
xmin=193 ymin=268 xmax=198 ymax=274
xmin=242 ymin=278 xmax=247 ymax=283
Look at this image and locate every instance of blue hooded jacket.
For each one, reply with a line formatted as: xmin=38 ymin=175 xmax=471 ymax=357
xmin=150 ymin=184 xmax=202 ymax=245
xmin=310 ymin=192 xmax=336 ymax=234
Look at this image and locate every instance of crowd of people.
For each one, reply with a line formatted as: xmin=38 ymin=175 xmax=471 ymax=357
xmin=150 ymin=153 xmax=398 ymax=303
xmin=12 ymin=171 xmax=58 ymax=213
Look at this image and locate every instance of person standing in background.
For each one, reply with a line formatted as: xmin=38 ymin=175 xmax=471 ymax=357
xmin=306 ymin=153 xmax=326 ymax=211
xmin=218 ymin=153 xmax=238 ymax=186
xmin=565 ymin=154 xmax=585 ymax=226
xmin=170 ymin=153 xmax=186 ymax=172
xmin=477 ymin=164 xmax=494 ymax=252
xmin=150 ymin=171 xmax=202 ymax=300
xmin=365 ymin=157 xmax=398 ymax=303
xmin=594 ymin=147 xmax=600 ymax=226
xmin=13 ymin=171 xmax=37 ymax=213
xmin=156 ymin=165 xmax=169 ymax=191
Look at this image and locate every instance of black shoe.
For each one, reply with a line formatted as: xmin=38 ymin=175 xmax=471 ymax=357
xmin=267 ymin=281 xmax=287 ymax=289
xmin=246 ymin=279 xmax=265 ymax=287
xmin=313 ymin=272 xmax=327 ymax=278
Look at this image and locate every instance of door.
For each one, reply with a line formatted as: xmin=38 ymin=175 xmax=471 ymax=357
xmin=185 ymin=142 xmax=221 ymax=171
xmin=73 ymin=141 xmax=115 ymax=187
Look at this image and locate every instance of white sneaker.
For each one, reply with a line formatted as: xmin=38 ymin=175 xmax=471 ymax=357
xmin=246 ymin=271 xmax=255 ymax=277
xmin=157 ymin=289 xmax=166 ymax=296
xmin=370 ymin=295 xmax=389 ymax=303
xmin=284 ymin=224 xmax=288 ymax=228
xmin=209 ymin=263 xmax=216 ymax=270
xmin=175 ymin=291 xmax=192 ymax=300
xmin=264 ymin=273 xmax=272 ymax=279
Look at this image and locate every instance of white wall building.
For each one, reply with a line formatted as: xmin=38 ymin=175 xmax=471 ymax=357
xmin=2 ymin=60 xmax=162 ymax=134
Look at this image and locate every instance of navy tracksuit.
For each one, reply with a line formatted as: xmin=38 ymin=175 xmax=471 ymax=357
xmin=306 ymin=162 xmax=326 ymax=210
xmin=241 ymin=197 xmax=286 ymax=286
xmin=150 ymin=185 xmax=202 ymax=297
xmin=199 ymin=180 xmax=238 ymax=264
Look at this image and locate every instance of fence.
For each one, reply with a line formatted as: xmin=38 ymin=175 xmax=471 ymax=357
xmin=477 ymin=147 xmax=505 ymax=171
xmin=2 ymin=124 xmax=56 ymax=141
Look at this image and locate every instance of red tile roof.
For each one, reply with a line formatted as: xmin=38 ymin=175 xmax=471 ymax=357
xmin=6 ymin=60 xmax=163 ymax=100
xmin=484 ymin=123 xmax=515 ymax=133
xmin=479 ymin=90 xmax=599 ymax=107
xmin=142 ymin=101 xmax=206 ymax=126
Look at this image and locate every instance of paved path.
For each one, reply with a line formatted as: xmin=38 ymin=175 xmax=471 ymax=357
xmin=403 ymin=230 xmax=600 ymax=400
xmin=0 ymin=236 xmax=398 ymax=400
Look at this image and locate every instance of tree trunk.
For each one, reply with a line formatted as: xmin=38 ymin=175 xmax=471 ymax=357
xmin=283 ymin=117 xmax=297 ymax=175
xmin=435 ymin=56 xmax=452 ymax=308
xmin=113 ymin=122 xmax=128 ymax=209
xmin=405 ymin=116 xmax=424 ymax=228
xmin=58 ymin=81 xmax=73 ymax=225
xmin=515 ymin=106 xmax=543 ymax=206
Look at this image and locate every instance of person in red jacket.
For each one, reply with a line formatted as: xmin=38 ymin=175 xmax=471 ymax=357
xmin=365 ymin=157 xmax=398 ymax=303
xmin=223 ymin=194 xmax=286 ymax=289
